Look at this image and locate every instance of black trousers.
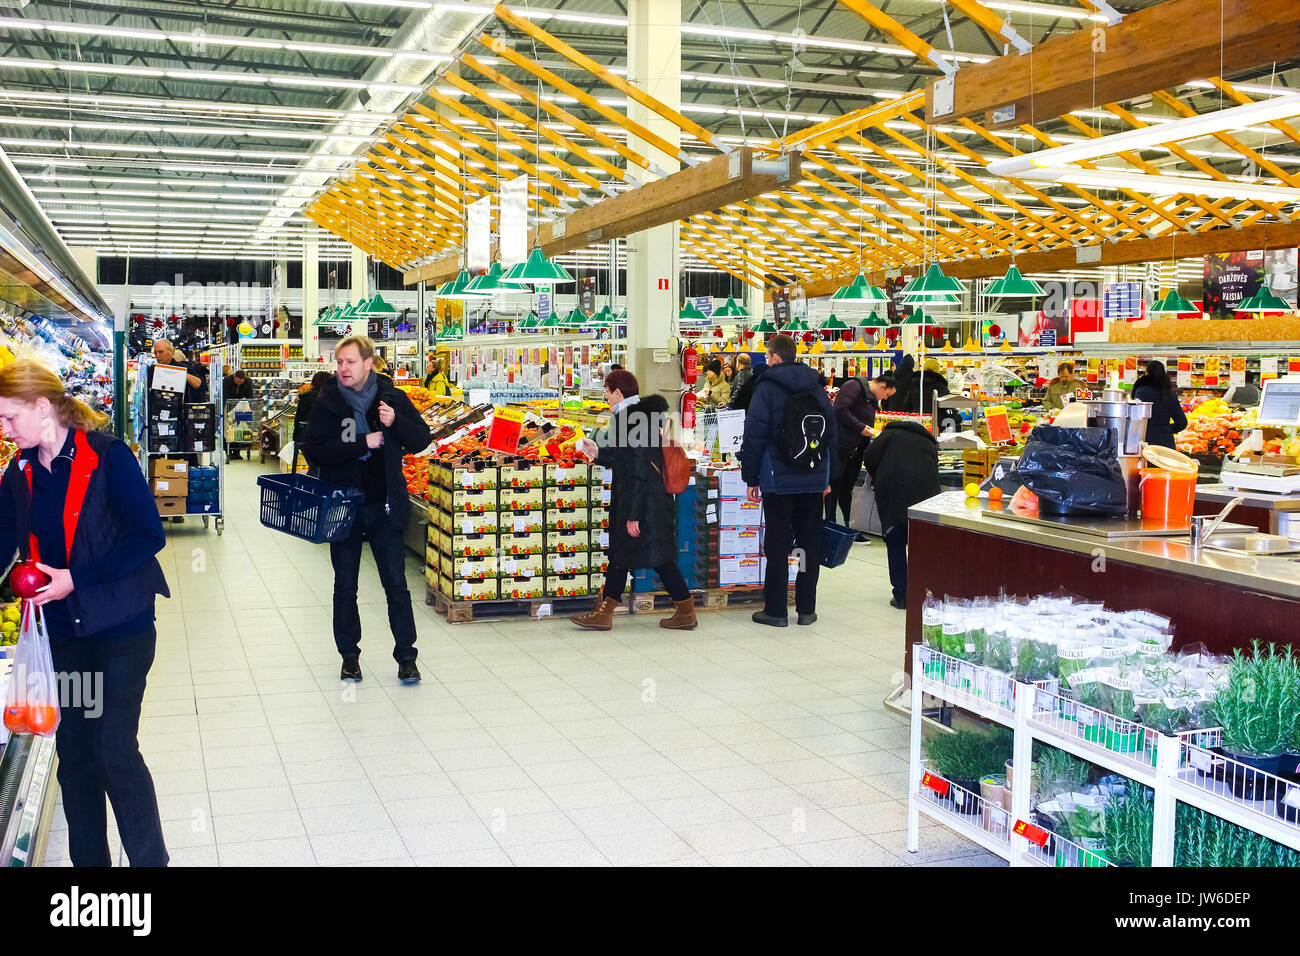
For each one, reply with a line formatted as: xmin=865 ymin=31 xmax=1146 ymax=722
xmin=884 ymin=522 xmax=909 ymax=603
xmin=825 ymin=460 xmax=860 ymax=524
xmin=761 ymin=491 xmax=823 ymax=617
xmin=48 ymin=627 xmax=169 ymax=867
xmin=602 ymin=562 xmax=690 ymax=602
xmin=329 ymin=501 xmax=418 ymax=663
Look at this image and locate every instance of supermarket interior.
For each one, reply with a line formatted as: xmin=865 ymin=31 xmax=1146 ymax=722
xmin=1 ymin=0 xmax=1300 ymax=886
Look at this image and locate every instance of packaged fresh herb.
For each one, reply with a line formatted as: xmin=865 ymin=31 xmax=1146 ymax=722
xmin=1013 ymin=629 xmax=1058 ymax=683
xmin=940 ymin=601 xmax=969 ymax=660
xmin=921 ymin=591 xmax=943 ymax=649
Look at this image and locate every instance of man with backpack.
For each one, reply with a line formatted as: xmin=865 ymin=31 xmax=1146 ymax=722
xmin=739 ymin=334 xmax=837 ymax=627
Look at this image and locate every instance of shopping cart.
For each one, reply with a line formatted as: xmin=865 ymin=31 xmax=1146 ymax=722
xmin=224 ymin=398 xmax=261 ymax=464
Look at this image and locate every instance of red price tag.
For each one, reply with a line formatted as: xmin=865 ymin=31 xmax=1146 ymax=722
xmin=984 ymin=406 xmax=1013 ymax=444
xmin=1013 ymin=820 xmax=1050 ymax=847
xmin=921 ymin=772 xmax=950 ymax=797
xmin=486 ymin=406 xmax=525 ymax=455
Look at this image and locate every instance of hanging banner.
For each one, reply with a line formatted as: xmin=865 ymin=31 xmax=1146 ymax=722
xmin=467 ymin=195 xmax=491 ymax=275
xmin=500 ymin=174 xmax=528 ymax=267
xmin=537 ymin=289 xmax=552 ymax=322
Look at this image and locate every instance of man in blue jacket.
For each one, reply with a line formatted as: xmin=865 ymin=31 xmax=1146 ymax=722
xmin=739 ymin=334 xmax=836 ymax=627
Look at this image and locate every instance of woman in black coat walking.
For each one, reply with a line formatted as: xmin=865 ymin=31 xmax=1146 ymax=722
xmin=827 ymin=376 xmax=877 ymax=526
xmin=571 ymin=370 xmax=696 ymax=632
xmin=1133 ymin=360 xmax=1188 ymax=449
xmin=863 ymin=420 xmax=940 ymax=610
xmin=885 ymin=353 xmax=915 ymax=412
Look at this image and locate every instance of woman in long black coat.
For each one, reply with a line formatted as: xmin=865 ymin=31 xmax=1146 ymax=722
xmin=571 ymin=370 xmax=696 ymax=632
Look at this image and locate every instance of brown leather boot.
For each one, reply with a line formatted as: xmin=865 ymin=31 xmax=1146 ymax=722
xmin=571 ymin=596 xmax=620 ymax=631
xmin=659 ymin=598 xmax=698 ymax=630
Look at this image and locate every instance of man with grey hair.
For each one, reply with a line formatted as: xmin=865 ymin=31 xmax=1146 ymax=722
xmin=300 ymin=335 xmax=432 ymax=684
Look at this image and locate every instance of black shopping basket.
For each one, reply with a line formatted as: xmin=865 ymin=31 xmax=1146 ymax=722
xmin=257 ymin=468 xmax=363 ymax=543
xmin=820 ymin=520 xmax=857 ymax=569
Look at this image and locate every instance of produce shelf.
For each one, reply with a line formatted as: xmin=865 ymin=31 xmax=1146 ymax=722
xmin=913 ymin=769 xmax=1013 ymax=862
xmin=914 ymin=647 xmax=1018 ymax=729
xmin=1020 ymin=826 xmax=1113 ymax=868
xmin=1170 ymin=730 xmax=1300 ymax=853
xmin=1026 ymin=686 xmax=1159 ymax=788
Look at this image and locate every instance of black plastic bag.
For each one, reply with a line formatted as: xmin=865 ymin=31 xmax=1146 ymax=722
xmin=1015 ymin=425 xmax=1127 ymax=516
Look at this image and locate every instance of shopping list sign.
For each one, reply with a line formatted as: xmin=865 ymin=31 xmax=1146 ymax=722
xmin=717 ymin=409 xmax=745 ymax=455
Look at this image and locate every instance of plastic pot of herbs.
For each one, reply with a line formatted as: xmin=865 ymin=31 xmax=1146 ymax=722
xmin=1207 ymin=642 xmax=1300 ymax=801
xmin=923 ymin=728 xmax=1013 ymax=816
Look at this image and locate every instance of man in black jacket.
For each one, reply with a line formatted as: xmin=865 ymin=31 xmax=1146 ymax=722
xmin=862 ymin=421 xmax=939 ymax=610
xmin=300 ymin=335 xmax=432 ymax=683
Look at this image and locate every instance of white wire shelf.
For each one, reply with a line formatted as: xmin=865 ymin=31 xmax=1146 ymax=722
xmin=915 ymin=646 xmax=1020 ymax=729
xmin=1027 ymin=686 xmax=1160 ymax=788
xmin=913 ymin=769 xmax=1014 ymax=862
xmin=1020 ymin=824 xmax=1114 ymax=868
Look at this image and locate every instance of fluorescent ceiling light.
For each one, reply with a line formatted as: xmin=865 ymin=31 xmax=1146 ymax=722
xmin=0 ymin=58 xmax=430 ymax=92
xmin=0 ymin=89 xmax=396 ymax=122
xmin=1008 ymin=165 xmax=1300 ymax=203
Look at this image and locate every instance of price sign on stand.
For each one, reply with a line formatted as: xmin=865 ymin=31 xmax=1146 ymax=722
xmin=921 ymin=772 xmax=950 ymax=796
xmin=486 ymin=406 xmax=526 ymax=454
xmin=1177 ymin=369 xmax=1193 ymax=388
xmin=716 ymin=409 xmax=745 ymax=456
xmin=1013 ymin=819 xmax=1050 ymax=848
xmin=985 ymin=405 xmax=1013 ymax=444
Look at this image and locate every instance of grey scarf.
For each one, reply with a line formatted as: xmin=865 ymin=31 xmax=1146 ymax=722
xmin=340 ymin=372 xmax=380 ymax=459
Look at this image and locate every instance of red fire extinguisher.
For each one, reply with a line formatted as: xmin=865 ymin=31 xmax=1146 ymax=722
xmin=681 ymin=389 xmax=698 ymax=430
xmin=682 ymin=343 xmax=698 ymax=385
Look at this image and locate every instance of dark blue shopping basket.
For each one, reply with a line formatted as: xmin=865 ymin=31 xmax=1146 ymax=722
xmin=257 ymin=471 xmax=363 ymax=543
xmin=820 ymin=520 xmax=857 ymax=569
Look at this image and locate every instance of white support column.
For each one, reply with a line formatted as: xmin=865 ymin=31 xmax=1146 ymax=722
xmin=275 ymin=258 xmax=289 ymax=339
xmin=302 ymin=228 xmax=320 ymax=361
xmin=68 ymin=246 xmax=99 ymax=286
xmin=349 ymin=245 xmax=369 ymax=339
xmin=625 ymin=0 xmax=681 ymax=396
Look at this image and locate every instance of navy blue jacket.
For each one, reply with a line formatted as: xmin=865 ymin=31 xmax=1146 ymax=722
xmin=739 ymin=360 xmax=837 ymax=495
xmin=1 ymin=429 xmax=169 ymax=639
xmin=1133 ymin=382 xmax=1188 ymax=450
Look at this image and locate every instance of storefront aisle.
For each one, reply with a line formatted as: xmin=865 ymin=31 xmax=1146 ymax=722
xmin=44 ymin=460 xmax=997 ymax=867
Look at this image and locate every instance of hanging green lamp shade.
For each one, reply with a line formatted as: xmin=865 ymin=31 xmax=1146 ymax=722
xmin=679 ymin=300 xmax=709 ymax=321
xmin=313 ymin=305 xmax=344 ymax=327
xmin=517 ymin=311 xmax=539 ymax=329
xmin=537 ymin=311 xmax=562 ymax=328
xmin=750 ymin=318 xmax=778 ymax=333
xmin=985 ymin=265 xmax=1044 ymax=298
xmin=1149 ymin=290 xmax=1201 ymax=315
xmin=902 ymin=263 xmax=966 ymax=298
xmin=439 ymin=321 xmax=464 ymax=341
xmin=780 ymin=317 xmax=810 ymax=332
xmin=1237 ymin=288 xmax=1294 ymax=313
xmin=714 ymin=297 xmax=751 ymax=318
xmin=358 ymin=291 xmax=398 ymax=317
xmin=562 ymin=307 xmax=590 ymax=328
xmin=463 ymin=261 xmax=510 ymax=295
xmin=898 ymin=310 xmax=931 ymax=325
xmin=855 ymin=311 xmax=890 ymax=329
xmin=904 ymin=292 xmax=961 ymax=306
xmin=831 ymin=273 xmax=890 ymax=304
xmin=819 ymin=314 xmax=851 ymax=330
xmin=983 ymin=275 xmax=1006 ymax=297
xmin=499 ymin=248 xmax=575 ymax=285
xmin=436 ymin=270 xmax=488 ymax=299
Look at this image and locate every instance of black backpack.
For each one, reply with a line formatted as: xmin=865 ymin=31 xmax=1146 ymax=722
xmin=781 ymin=386 xmax=830 ymax=470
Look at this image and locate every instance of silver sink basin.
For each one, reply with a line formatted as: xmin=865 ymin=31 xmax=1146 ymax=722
xmin=1202 ymin=533 xmax=1300 ymax=555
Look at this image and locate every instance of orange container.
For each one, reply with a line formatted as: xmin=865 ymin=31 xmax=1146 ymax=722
xmin=1139 ymin=467 xmax=1197 ymax=526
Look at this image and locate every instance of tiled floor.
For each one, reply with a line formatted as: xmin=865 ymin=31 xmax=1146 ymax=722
xmin=44 ymin=459 xmax=1000 ymax=867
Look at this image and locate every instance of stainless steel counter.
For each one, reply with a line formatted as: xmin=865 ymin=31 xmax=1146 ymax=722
xmin=909 ymin=491 xmax=1300 ymax=600
xmin=1197 ymin=483 xmax=1300 ymax=512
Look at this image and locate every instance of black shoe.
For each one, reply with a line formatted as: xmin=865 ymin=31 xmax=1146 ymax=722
xmin=751 ymin=610 xmax=788 ymax=628
xmin=398 ymin=660 xmax=421 ymax=684
xmin=854 ymin=534 xmax=871 ymax=544
xmin=797 ymin=612 xmax=818 ymax=626
xmin=340 ymin=657 xmax=362 ymax=681
xmin=889 ymin=598 xmax=906 ymax=610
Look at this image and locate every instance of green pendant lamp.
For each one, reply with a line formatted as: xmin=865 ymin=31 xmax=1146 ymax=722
xmin=1149 ymin=290 xmax=1201 ymax=315
xmin=819 ymin=314 xmax=851 ymax=331
xmin=463 ymin=261 xmax=511 ymax=295
xmin=1237 ymin=288 xmax=1294 ymax=313
xmin=436 ymin=270 xmax=488 ymax=299
xmin=439 ymin=321 xmax=464 ymax=341
xmin=855 ymin=311 xmax=890 ymax=330
xmin=713 ymin=297 xmax=751 ymax=318
xmin=898 ymin=310 xmax=931 ymax=326
xmin=831 ymin=273 xmax=890 ymax=304
xmin=904 ymin=292 xmax=961 ymax=307
xmin=562 ymin=307 xmax=590 ymax=328
xmin=902 ymin=263 xmax=966 ymax=298
xmin=537 ymin=311 xmax=562 ymax=329
xmin=750 ymin=318 xmax=778 ymax=333
xmin=679 ymin=300 xmax=709 ymax=321
xmin=517 ymin=311 xmax=539 ymax=329
xmin=500 ymin=248 xmax=575 ymax=286
xmin=985 ymin=265 xmax=1044 ymax=298
xmin=356 ymin=291 xmax=397 ymax=317
xmin=780 ymin=316 xmax=810 ymax=332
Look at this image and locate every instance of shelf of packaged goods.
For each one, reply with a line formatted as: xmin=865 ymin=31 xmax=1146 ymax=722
xmin=912 ymin=770 xmax=1014 ymax=862
xmin=1168 ymin=731 xmax=1300 ymax=853
xmin=914 ymin=647 xmax=1018 ymax=729
xmin=1019 ymin=826 xmax=1114 ymax=868
xmin=1024 ymin=691 xmax=1161 ymax=789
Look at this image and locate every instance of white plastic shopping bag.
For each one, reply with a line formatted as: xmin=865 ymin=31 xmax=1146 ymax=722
xmin=1 ymin=603 xmax=61 ymax=737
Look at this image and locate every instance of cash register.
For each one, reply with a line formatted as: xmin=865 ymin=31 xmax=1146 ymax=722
xmin=1220 ymin=377 xmax=1300 ymax=493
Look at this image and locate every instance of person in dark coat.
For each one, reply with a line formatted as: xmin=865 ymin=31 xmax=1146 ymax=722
xmin=571 ymin=370 xmax=695 ymax=632
xmin=730 ymin=360 xmax=765 ymax=412
xmin=740 ymin=334 xmax=837 ymax=627
xmin=884 ymin=353 xmax=914 ymax=412
xmin=863 ymin=420 xmax=940 ymax=609
xmin=292 ymin=371 xmax=331 ymax=474
xmin=827 ymin=375 xmax=895 ymax=532
xmin=1133 ymin=360 xmax=1188 ymax=450
xmin=299 ymin=335 xmax=432 ymax=684
xmin=906 ymin=358 xmax=950 ymax=415
xmin=222 ymin=369 xmax=256 ymax=460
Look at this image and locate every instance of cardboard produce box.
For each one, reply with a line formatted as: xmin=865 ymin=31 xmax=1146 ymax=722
xmin=500 ymin=531 xmax=544 ymax=555
xmin=500 ymin=461 xmax=543 ymax=488
xmin=718 ymin=497 xmax=763 ymax=526
xmin=545 ymin=484 xmax=590 ymax=509
xmin=442 ymin=575 xmax=499 ymax=601
xmin=546 ymin=463 xmax=589 ymax=486
xmin=588 ymin=551 xmax=609 ymax=574
xmin=449 ymin=532 xmax=498 ymax=558
xmin=547 ymin=507 xmax=588 ymax=531
xmin=589 ymin=506 xmax=610 ymax=529
xmin=499 ymin=486 xmax=543 ymax=512
xmin=546 ymin=529 xmax=588 ymax=554
xmin=151 ymin=476 xmax=188 ymax=498
xmin=718 ymin=525 xmax=763 ymax=555
xmin=588 ymin=527 xmax=610 ymax=552
xmin=717 ymin=554 xmax=762 ymax=587
xmin=499 ymin=553 xmax=543 ymax=578
xmin=440 ymin=553 xmax=497 ymax=580
xmin=155 ymin=497 xmax=186 ymax=517
xmin=451 ymin=488 xmax=497 ymax=515
xmin=501 ymin=509 xmax=544 ymax=534
xmin=549 ymin=550 xmax=590 ymax=575
xmin=499 ymin=575 xmax=545 ymax=600
xmin=149 ymin=458 xmax=190 ymax=480
xmin=452 ymin=465 xmax=499 ymax=491
xmin=545 ymin=573 xmax=591 ymax=598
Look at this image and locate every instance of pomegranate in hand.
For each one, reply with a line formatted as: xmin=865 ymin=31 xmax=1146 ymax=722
xmin=8 ymin=561 xmax=51 ymax=599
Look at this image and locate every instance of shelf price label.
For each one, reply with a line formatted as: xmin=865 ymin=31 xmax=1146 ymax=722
xmin=486 ymin=406 xmax=526 ymax=454
xmin=1013 ymin=819 xmax=1050 ymax=847
xmin=921 ymin=772 xmax=950 ymax=796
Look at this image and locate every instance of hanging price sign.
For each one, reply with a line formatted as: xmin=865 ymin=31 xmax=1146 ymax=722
xmin=1013 ymin=819 xmax=1050 ymax=847
xmin=985 ymin=405 xmax=1013 ymax=444
xmin=486 ymin=406 xmax=526 ymax=454
xmin=921 ymin=772 xmax=950 ymax=796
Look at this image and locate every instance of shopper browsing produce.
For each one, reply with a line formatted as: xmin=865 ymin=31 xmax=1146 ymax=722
xmin=0 ymin=359 xmax=171 ymax=867
xmin=827 ymin=374 xmax=892 ymax=529
xmin=299 ymin=335 xmax=432 ymax=684
xmin=699 ymin=359 xmax=731 ymax=408
xmin=907 ymin=358 xmax=950 ymax=415
xmin=1043 ymin=362 xmax=1080 ymax=411
xmin=740 ymin=333 xmax=836 ymax=627
xmin=570 ymin=370 xmax=696 ymax=632
xmin=1133 ymin=360 xmax=1188 ymax=450
xmin=884 ymin=353 xmax=914 ymax=412
xmin=732 ymin=352 xmax=753 ymax=394
xmin=422 ymin=358 xmax=451 ymax=397
xmin=863 ymin=418 xmax=939 ymax=610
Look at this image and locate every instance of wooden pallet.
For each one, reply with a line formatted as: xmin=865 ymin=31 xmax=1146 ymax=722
xmin=428 ymin=588 xmax=625 ymax=624
xmin=629 ymin=585 xmax=783 ymax=614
